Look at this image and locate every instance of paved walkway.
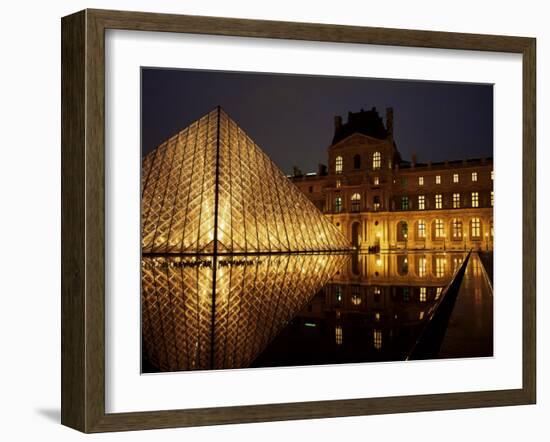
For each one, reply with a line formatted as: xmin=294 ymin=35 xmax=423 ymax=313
xmin=437 ymin=252 xmax=493 ymax=358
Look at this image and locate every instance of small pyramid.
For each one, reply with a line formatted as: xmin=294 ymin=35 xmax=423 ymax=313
xmin=142 ymin=107 xmax=350 ymax=254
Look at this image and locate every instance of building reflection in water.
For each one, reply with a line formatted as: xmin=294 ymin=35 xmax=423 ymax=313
xmin=252 ymin=252 xmax=492 ymax=368
xmin=142 ymin=251 xmax=492 ymax=372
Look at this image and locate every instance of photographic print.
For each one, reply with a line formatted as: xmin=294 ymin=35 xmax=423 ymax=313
xmin=140 ymin=69 xmax=494 ymax=373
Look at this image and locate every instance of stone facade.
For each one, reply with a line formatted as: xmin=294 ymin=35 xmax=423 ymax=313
xmin=291 ymin=107 xmax=494 ymax=251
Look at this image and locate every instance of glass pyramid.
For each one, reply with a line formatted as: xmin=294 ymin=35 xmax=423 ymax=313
xmin=141 ymin=107 xmax=350 ymax=254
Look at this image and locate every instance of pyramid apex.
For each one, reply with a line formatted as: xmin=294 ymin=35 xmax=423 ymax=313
xmin=142 ymin=109 xmax=351 ymax=254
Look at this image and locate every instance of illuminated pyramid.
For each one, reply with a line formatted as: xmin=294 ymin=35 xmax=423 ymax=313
xmin=142 ymin=107 xmax=350 ymax=254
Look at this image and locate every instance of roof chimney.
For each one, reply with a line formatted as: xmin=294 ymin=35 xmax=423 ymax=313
xmin=334 ymin=115 xmax=342 ymax=130
xmin=411 ymin=152 xmax=417 ymax=168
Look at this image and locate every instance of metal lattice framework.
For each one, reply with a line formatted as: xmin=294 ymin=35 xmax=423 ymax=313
xmin=141 ymin=107 xmax=351 ymax=372
xmin=142 ymin=254 xmax=349 ymax=371
xmin=141 ymin=107 xmax=350 ymax=254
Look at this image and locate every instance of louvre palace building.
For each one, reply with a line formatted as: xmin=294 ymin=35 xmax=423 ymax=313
xmin=291 ymin=107 xmax=494 ymax=252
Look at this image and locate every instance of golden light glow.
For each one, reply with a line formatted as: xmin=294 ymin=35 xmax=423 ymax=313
xmin=142 ymin=253 xmax=349 ymax=371
xmin=142 ymin=108 xmax=350 ymax=254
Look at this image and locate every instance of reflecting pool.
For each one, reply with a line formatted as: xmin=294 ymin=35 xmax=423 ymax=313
xmin=142 ymin=251 xmax=493 ymax=373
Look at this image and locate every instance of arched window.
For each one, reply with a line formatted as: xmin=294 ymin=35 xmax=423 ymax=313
xmin=334 ymin=196 xmax=342 ymax=213
xmin=435 ymin=257 xmax=447 ymax=278
xmin=351 ymin=285 xmax=362 ymax=306
xmin=470 ymin=218 xmax=481 ymax=238
xmin=397 ymin=221 xmax=408 ymax=241
xmin=397 ymin=255 xmax=408 ymax=276
xmin=451 ymin=219 xmax=463 ymax=240
xmin=417 ymin=257 xmax=427 ymax=277
xmin=416 ymin=220 xmax=426 ymax=240
xmin=353 ymin=154 xmax=361 ymax=169
xmin=372 ymin=151 xmax=381 ymax=170
xmin=335 ymin=156 xmax=343 ymax=174
xmin=351 ymin=193 xmax=361 ymax=212
xmin=433 ymin=219 xmax=445 ymax=239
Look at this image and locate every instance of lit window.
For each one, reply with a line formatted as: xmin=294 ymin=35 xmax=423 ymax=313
xmin=335 ymin=156 xmax=343 ymax=174
xmin=336 ymin=179 xmax=341 ymax=189
xmin=351 ymin=193 xmax=361 ymax=212
xmin=375 ymin=312 xmax=381 ymax=321
xmin=472 ymin=171 xmax=478 ymax=182
xmin=418 ymin=258 xmax=427 ymax=277
xmin=491 ymin=191 xmax=494 ymax=207
xmin=418 ymin=176 xmax=424 ymax=186
xmin=453 ymin=173 xmax=459 ymax=183
xmin=335 ymin=325 xmax=343 ymax=345
xmin=334 ymin=196 xmax=342 ymax=213
xmin=420 ymin=287 xmax=427 ymax=302
xmin=417 ymin=220 xmax=426 ymax=238
xmin=399 ymin=221 xmax=408 ymax=240
xmin=373 ymin=152 xmax=381 ymax=170
xmin=471 ymin=218 xmax=481 ymax=238
xmin=418 ymin=195 xmax=425 ymax=210
xmin=435 ymin=287 xmax=443 ymax=300
xmin=388 ymin=159 xmax=392 ymax=170
xmin=434 ymin=219 xmax=444 ymax=238
xmin=373 ymin=195 xmax=381 ymax=211
xmin=435 ymin=194 xmax=442 ymax=209
xmin=472 ymin=259 xmax=481 ymax=277
xmin=373 ymin=330 xmax=382 ymax=350
xmin=453 ymin=257 xmax=463 ymax=272
xmin=452 ymin=219 xmax=463 ymax=239
xmin=419 ymin=311 xmax=425 ymax=320
xmin=335 ymin=285 xmax=343 ymax=302
xmin=453 ymin=193 xmax=460 ymax=208
xmin=436 ymin=258 xmax=446 ymax=278
xmin=491 ymin=170 xmax=494 ymax=180
xmin=436 ymin=175 xmax=441 ymax=184
xmin=471 ymin=191 xmax=479 ymax=207
xmin=401 ymin=196 xmax=409 ymax=210
xmin=373 ymin=176 xmax=379 ymax=186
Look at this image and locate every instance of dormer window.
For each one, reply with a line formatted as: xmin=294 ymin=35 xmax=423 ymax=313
xmin=373 ymin=152 xmax=381 ymax=170
xmin=335 ymin=156 xmax=343 ymax=174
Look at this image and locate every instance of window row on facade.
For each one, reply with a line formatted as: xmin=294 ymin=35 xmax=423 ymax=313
xmin=395 ymin=218 xmax=493 ymax=242
xmin=333 ymin=154 xmax=493 ymax=183
xmin=334 ymin=152 xmax=387 ymax=173
xmin=332 ymin=191 xmax=493 ymax=213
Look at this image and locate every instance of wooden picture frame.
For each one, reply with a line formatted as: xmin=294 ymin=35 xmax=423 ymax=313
xmin=61 ymin=8 xmax=536 ymax=433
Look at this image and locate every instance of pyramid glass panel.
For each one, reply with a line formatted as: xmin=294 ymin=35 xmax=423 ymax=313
xmin=142 ymin=253 xmax=349 ymax=371
xmin=141 ymin=107 xmax=351 ymax=254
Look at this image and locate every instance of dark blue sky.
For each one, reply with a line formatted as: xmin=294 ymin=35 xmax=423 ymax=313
xmin=141 ymin=68 xmax=493 ymax=175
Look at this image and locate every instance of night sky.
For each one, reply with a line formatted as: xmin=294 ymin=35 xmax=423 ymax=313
xmin=141 ymin=68 xmax=493 ymax=175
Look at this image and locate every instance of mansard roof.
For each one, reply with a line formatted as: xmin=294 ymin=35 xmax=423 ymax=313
xmin=332 ymin=107 xmax=388 ymax=145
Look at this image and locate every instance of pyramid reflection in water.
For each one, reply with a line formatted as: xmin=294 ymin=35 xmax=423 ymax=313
xmin=142 ymin=254 xmax=349 ymax=371
xmin=141 ymin=107 xmax=350 ymax=254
